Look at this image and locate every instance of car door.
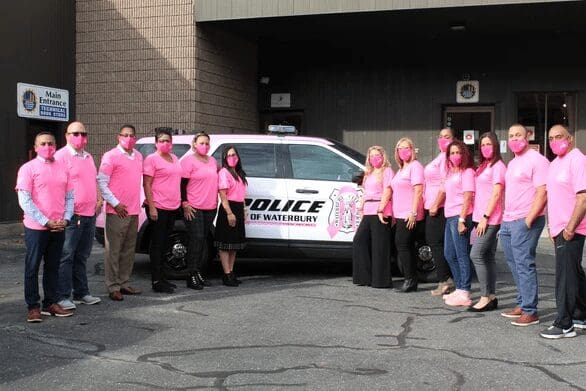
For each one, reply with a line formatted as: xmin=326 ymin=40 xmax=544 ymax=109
xmin=211 ymin=142 xmax=289 ymax=242
xmin=284 ymin=142 xmax=363 ymax=243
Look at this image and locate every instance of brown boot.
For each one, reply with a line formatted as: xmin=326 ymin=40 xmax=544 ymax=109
xmin=431 ymin=278 xmax=454 ymax=296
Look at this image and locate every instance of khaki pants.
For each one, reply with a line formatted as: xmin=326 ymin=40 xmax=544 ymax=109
xmin=104 ymin=214 xmax=138 ymax=293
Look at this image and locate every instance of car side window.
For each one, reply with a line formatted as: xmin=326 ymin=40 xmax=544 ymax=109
xmin=288 ymin=144 xmax=359 ymax=182
xmin=212 ymin=143 xmax=278 ymax=178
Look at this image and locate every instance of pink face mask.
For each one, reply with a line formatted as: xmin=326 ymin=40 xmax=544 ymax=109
xmin=481 ymin=145 xmax=493 ymax=159
xmin=438 ymin=138 xmax=451 ymax=153
xmin=70 ymin=135 xmax=87 ymax=149
xmin=508 ymin=139 xmax=527 ymax=154
xmin=195 ymin=144 xmax=210 ymax=156
xmin=449 ymin=154 xmax=462 ymax=167
xmin=119 ymin=136 xmax=136 ymax=150
xmin=156 ymin=141 xmax=172 ymax=154
xmin=227 ymin=155 xmax=239 ymax=167
xmin=36 ymin=145 xmax=56 ymax=160
xmin=549 ymin=139 xmax=569 ymax=156
xmin=398 ymin=148 xmax=412 ymax=162
xmin=369 ymin=155 xmax=384 ymax=168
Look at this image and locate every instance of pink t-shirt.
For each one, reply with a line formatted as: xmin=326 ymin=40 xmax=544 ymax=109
xmin=391 ymin=161 xmax=425 ymax=220
xmin=473 ymin=160 xmax=506 ymax=225
xmin=180 ymin=153 xmax=219 ymax=210
xmin=99 ymin=147 xmax=143 ymax=216
xmin=424 ymin=153 xmax=447 ymax=210
xmin=362 ymin=167 xmax=394 ymax=216
xmin=218 ymin=168 xmax=246 ymax=202
xmin=15 ymin=158 xmax=73 ymax=230
xmin=503 ymin=148 xmax=549 ymax=222
xmin=143 ymin=153 xmax=182 ymax=210
xmin=54 ymin=146 xmax=98 ymax=217
xmin=546 ymin=148 xmax=586 ymax=237
xmin=444 ymin=168 xmax=475 ymax=218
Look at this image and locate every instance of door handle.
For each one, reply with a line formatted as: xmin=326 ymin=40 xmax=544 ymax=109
xmin=296 ymin=188 xmax=319 ymax=194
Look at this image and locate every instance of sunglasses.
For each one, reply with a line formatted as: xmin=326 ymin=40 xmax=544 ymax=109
xmin=68 ymin=132 xmax=88 ymax=137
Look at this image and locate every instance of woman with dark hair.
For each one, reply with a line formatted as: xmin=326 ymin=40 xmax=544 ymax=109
xmin=442 ymin=140 xmax=476 ymax=307
xmin=353 ymin=145 xmax=394 ymax=288
xmin=215 ymin=146 xmax=247 ymax=286
xmin=143 ymin=127 xmax=182 ymax=293
xmin=425 ymin=128 xmax=455 ymax=296
xmin=468 ymin=132 xmax=506 ymax=312
xmin=180 ymin=132 xmax=218 ymax=290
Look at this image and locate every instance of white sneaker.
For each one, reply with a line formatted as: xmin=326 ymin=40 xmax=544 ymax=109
xmin=73 ymin=295 xmax=101 ymax=305
xmin=57 ymin=299 xmax=76 ymax=310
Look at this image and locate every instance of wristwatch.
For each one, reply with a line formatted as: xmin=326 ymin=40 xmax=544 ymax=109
xmin=483 ymin=214 xmax=490 ymax=219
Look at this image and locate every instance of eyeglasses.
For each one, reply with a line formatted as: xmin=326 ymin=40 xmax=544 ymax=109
xmin=119 ymin=133 xmax=136 ymax=138
xmin=68 ymin=132 xmax=88 ymax=137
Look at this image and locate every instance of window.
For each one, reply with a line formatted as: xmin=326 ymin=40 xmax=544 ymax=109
xmin=212 ymin=143 xmax=278 ymax=178
xmin=288 ymin=144 xmax=360 ymax=182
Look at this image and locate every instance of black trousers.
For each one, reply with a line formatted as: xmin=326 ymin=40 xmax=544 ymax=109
xmin=395 ymin=218 xmax=420 ymax=281
xmin=185 ymin=209 xmax=217 ymax=273
xmin=425 ymin=208 xmax=451 ymax=282
xmin=553 ymin=233 xmax=586 ymax=329
xmin=352 ymin=215 xmax=392 ymax=288
xmin=147 ymin=207 xmax=177 ymax=282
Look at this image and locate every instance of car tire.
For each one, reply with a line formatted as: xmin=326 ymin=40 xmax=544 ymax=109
xmin=161 ymin=231 xmax=189 ymax=280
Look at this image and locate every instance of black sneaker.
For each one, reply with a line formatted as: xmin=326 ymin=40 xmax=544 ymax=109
xmin=540 ymin=325 xmax=576 ymax=339
xmin=186 ymin=274 xmax=203 ymax=290
xmin=161 ymin=279 xmax=177 ymax=289
xmin=152 ymin=281 xmax=174 ymax=293
xmin=196 ymin=271 xmax=211 ymax=287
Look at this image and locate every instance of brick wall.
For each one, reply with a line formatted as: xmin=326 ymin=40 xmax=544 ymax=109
xmin=76 ymin=0 xmax=258 ymax=159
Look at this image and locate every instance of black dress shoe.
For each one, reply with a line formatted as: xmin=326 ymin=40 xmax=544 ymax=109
xmin=186 ymin=274 xmax=203 ymax=290
xmin=222 ymin=273 xmax=238 ymax=287
xmin=152 ymin=281 xmax=174 ymax=293
xmin=230 ymin=272 xmax=241 ymax=285
xmin=395 ymin=279 xmax=418 ymax=293
xmin=196 ymin=271 xmax=211 ymax=287
xmin=468 ymin=298 xmax=498 ymax=312
xmin=161 ymin=279 xmax=177 ymax=289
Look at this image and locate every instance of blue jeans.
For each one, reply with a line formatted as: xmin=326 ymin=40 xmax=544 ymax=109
xmin=57 ymin=214 xmax=96 ymax=301
xmin=24 ymin=228 xmax=65 ymax=310
xmin=499 ymin=216 xmax=545 ymax=315
xmin=444 ymin=215 xmax=473 ymax=291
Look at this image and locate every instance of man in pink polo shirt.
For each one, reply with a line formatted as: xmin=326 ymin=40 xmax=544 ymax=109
xmin=500 ymin=124 xmax=549 ymax=327
xmin=540 ymin=124 xmax=586 ymax=339
xmin=97 ymin=125 xmax=143 ymax=301
xmin=54 ymin=121 xmax=103 ymax=310
xmin=15 ymin=132 xmax=75 ymax=322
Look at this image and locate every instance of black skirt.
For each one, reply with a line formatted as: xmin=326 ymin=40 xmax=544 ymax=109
xmin=214 ymin=200 xmax=246 ymax=251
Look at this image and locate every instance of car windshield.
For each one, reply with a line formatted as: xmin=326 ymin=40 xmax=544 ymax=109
xmin=326 ymin=138 xmax=366 ymax=165
xmin=135 ymin=143 xmax=191 ymax=158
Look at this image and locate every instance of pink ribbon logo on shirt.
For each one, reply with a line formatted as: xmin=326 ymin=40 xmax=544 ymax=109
xmin=327 ymin=186 xmax=362 ymax=238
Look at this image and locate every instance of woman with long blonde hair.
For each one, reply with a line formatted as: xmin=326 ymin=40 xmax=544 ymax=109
xmin=353 ymin=145 xmax=394 ymax=288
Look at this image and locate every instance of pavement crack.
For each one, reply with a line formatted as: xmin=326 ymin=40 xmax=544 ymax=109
xmin=176 ymin=305 xmax=210 ymax=317
xmin=296 ymin=295 xmax=353 ymax=303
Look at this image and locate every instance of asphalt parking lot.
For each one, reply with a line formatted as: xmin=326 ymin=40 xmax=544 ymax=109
xmin=0 ymin=234 xmax=585 ymax=391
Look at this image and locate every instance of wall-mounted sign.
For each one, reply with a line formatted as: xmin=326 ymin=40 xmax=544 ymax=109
xmin=270 ymin=93 xmax=291 ymax=108
xmin=526 ymin=125 xmax=536 ymax=141
xmin=500 ymin=140 xmax=507 ymax=154
xmin=17 ymin=82 xmax=69 ymax=122
xmin=463 ymin=129 xmax=478 ymax=145
xmin=456 ymin=80 xmax=479 ymax=103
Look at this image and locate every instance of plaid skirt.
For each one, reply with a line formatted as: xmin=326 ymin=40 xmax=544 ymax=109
xmin=214 ymin=201 xmax=246 ymax=251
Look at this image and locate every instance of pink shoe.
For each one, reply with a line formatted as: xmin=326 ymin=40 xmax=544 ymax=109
xmin=443 ymin=289 xmax=460 ymax=300
xmin=445 ymin=290 xmax=472 ymax=307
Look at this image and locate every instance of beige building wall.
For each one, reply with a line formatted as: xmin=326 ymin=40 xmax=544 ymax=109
xmin=76 ymin=0 xmax=258 ymax=158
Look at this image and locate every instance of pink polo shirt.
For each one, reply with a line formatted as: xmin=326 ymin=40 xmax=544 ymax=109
xmin=143 ymin=152 xmax=182 ymax=211
xmin=503 ymin=148 xmax=549 ymax=222
xmin=54 ymin=145 xmax=98 ymax=217
xmin=99 ymin=147 xmax=143 ymax=216
xmin=444 ymin=168 xmax=475 ymax=218
xmin=391 ymin=161 xmax=425 ymax=220
xmin=16 ymin=158 xmax=73 ymax=230
xmin=362 ymin=167 xmax=394 ymax=216
xmin=180 ymin=153 xmax=219 ymax=210
xmin=218 ymin=168 xmax=246 ymax=202
xmin=546 ymin=148 xmax=586 ymax=237
xmin=473 ymin=160 xmax=506 ymax=225
xmin=424 ymin=153 xmax=447 ymax=210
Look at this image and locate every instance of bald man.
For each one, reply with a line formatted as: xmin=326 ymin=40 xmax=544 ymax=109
xmin=540 ymin=124 xmax=586 ymax=339
xmin=500 ymin=124 xmax=549 ymax=327
xmin=54 ymin=122 xmax=103 ymax=310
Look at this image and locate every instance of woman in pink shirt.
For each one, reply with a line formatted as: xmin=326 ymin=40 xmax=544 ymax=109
xmin=143 ymin=128 xmax=183 ymax=294
xmin=180 ymin=132 xmax=219 ymax=290
xmin=469 ymin=132 xmax=506 ymax=312
xmin=425 ymin=128 xmax=455 ymax=296
xmin=391 ymin=138 xmax=424 ymax=293
xmin=353 ymin=146 xmax=394 ymax=289
xmin=215 ymin=146 xmax=248 ymax=287
xmin=442 ymin=140 xmax=475 ymax=307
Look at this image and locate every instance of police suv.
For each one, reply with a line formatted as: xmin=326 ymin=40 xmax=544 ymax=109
xmin=95 ymin=126 xmax=435 ymax=281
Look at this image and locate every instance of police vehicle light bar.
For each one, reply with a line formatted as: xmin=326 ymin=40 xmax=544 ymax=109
xmin=267 ymin=125 xmax=297 ymax=135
